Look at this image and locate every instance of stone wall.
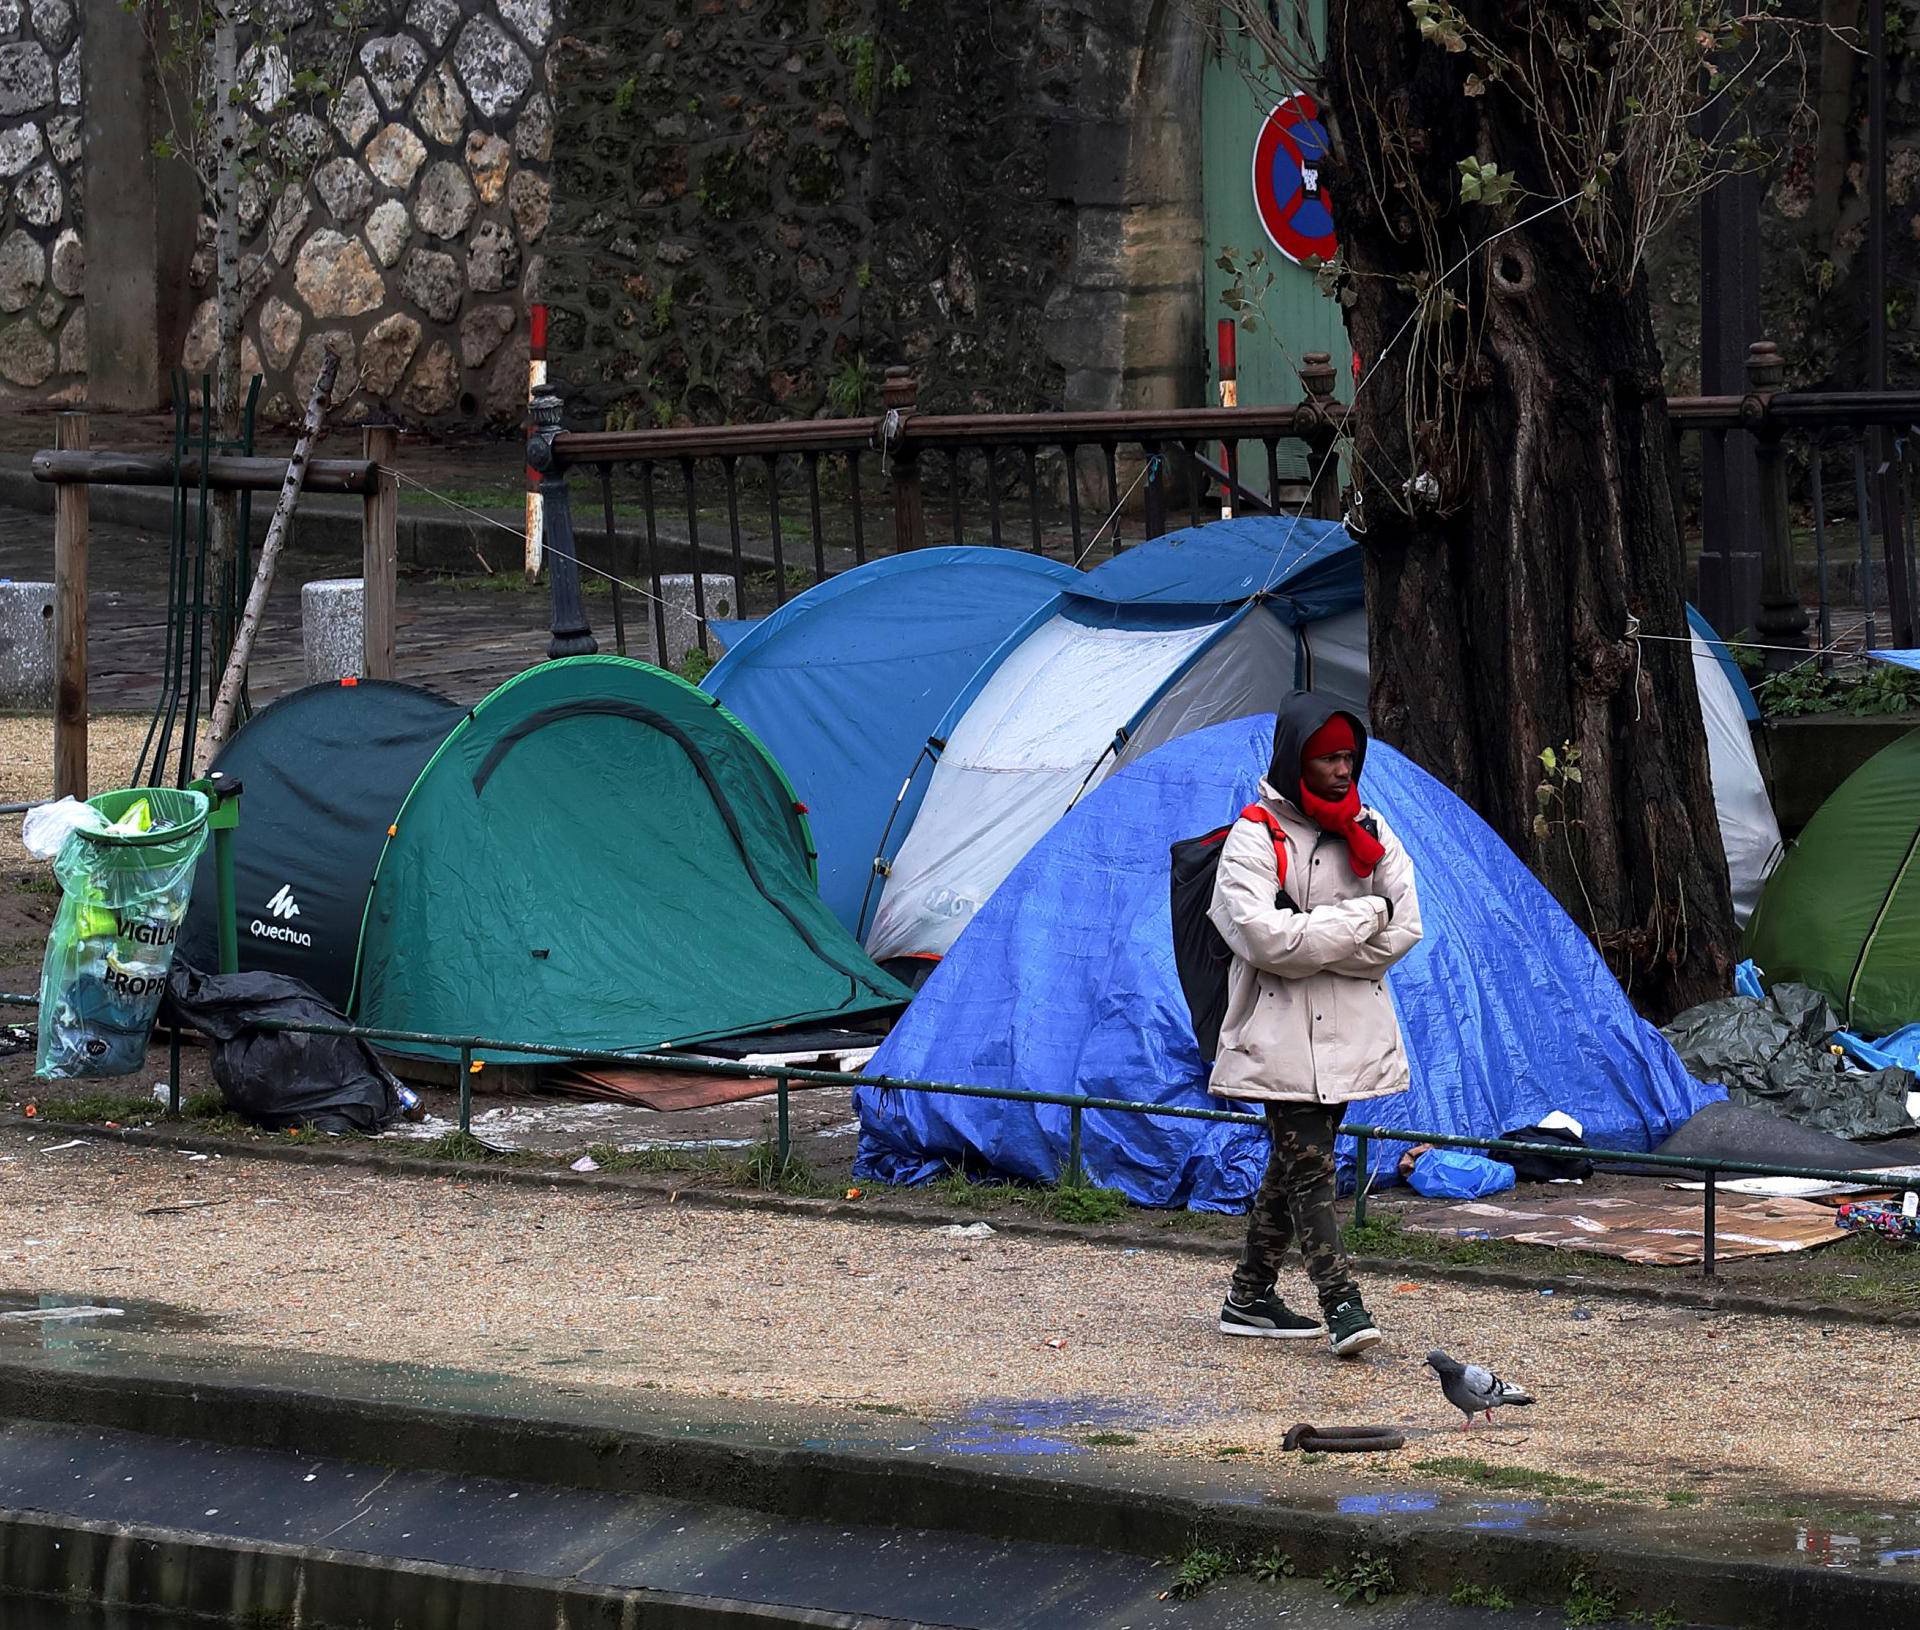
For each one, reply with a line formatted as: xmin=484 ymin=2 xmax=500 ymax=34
xmin=174 ymin=0 xmax=555 ymax=426
xmin=0 ymin=0 xmax=84 ymax=400
xmin=547 ymin=0 xmax=1207 ymax=426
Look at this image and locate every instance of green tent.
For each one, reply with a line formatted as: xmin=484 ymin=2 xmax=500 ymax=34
xmin=1744 ymin=728 xmax=1920 ymax=1036
xmin=353 ymin=656 xmax=911 ymax=1060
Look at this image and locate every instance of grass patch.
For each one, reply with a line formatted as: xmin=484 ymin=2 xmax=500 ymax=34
xmin=1160 ymin=1545 xmax=1238 ymax=1601
xmin=16 ymin=874 xmax=59 ymax=896
xmin=186 ymin=1110 xmax=258 ymax=1137
xmin=741 ymin=1141 xmax=833 ymax=1197
xmin=1322 ymin=1550 xmax=1397 ymax=1605
xmin=918 ymin=1167 xmax=1133 ymax=1226
xmin=1663 ymin=1489 xmax=1703 ymax=1507
xmin=577 ymin=1141 xmax=729 ymax=1177
xmin=415 ymin=1130 xmax=528 ymax=1163
xmin=1083 ymin=1431 xmax=1138 ymax=1446
xmin=32 ymin=1091 xmax=158 ymax=1124
xmin=1411 ymin=1457 xmax=1615 ymax=1499
xmin=1249 ymin=1549 xmax=1294 ymax=1583
xmin=1449 ymin=1582 xmax=1514 ymax=1611
xmin=1564 ymin=1570 xmax=1618 ymax=1626
xmin=1041 ymin=1182 xmax=1128 ymax=1224
xmin=852 ymin=1401 xmax=908 ymax=1415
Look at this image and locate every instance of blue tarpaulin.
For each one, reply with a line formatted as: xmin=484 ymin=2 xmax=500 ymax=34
xmin=1870 ymin=649 xmax=1920 ymax=675
xmin=856 ymin=714 xmax=1722 ymax=1210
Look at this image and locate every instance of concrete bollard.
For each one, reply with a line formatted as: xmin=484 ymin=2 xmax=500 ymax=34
xmin=0 ymin=579 xmax=54 ymax=708
xmin=659 ymin=573 xmax=737 ymax=670
xmin=302 ymin=578 xmax=365 ymax=685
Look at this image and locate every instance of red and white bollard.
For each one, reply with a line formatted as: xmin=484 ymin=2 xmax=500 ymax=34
xmin=524 ymin=302 xmax=549 ymax=580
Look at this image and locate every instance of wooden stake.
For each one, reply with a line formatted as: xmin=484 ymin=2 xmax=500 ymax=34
xmin=203 ymin=350 xmax=339 ymax=760
xmin=52 ymin=411 xmax=88 ymax=800
xmin=362 ymin=424 xmax=398 ymax=681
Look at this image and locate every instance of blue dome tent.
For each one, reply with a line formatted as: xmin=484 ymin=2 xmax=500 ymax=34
xmin=702 ymin=548 xmax=1078 ymax=930
xmin=855 ymin=714 xmax=1722 ymax=1209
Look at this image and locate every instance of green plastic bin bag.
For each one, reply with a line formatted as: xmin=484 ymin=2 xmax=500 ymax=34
xmin=36 ymin=786 xmax=209 ymax=1079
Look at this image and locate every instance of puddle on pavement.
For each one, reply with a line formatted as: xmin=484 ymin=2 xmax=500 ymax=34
xmin=801 ymin=1393 xmax=1229 ymax=1459
xmin=0 ymin=1290 xmax=213 ymax=1337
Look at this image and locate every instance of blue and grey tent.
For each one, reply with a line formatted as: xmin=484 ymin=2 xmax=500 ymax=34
xmin=854 ymin=714 xmax=1723 ymax=1210
xmin=708 ymin=518 xmax=1363 ymax=952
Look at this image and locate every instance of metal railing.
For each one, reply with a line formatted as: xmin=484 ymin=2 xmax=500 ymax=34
xmin=523 ymin=343 xmax=1920 ymax=677
xmin=7 ymin=990 xmax=1910 ymax=1281
xmin=523 ymin=357 xmax=1348 ymax=663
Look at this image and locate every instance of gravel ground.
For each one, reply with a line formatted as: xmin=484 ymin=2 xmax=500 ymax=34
xmin=0 ymin=714 xmax=152 ymax=873
xmin=3 ymin=1130 xmax=1914 ymax=1506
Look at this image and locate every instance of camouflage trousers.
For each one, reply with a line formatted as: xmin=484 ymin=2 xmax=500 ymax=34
xmin=1230 ymin=1101 xmax=1358 ymax=1311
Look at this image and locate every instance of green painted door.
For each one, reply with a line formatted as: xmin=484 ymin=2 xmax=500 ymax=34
xmin=1201 ymin=5 xmax=1348 ymax=482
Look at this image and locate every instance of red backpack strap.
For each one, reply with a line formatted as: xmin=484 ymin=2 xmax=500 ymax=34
xmin=1238 ymin=803 xmax=1288 ymax=889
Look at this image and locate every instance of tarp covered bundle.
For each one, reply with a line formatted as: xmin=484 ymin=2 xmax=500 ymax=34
xmin=355 ymin=657 xmax=911 ymax=1061
xmin=856 ymin=715 xmax=1720 ymax=1208
xmin=1663 ymin=981 xmax=1919 ymax=1141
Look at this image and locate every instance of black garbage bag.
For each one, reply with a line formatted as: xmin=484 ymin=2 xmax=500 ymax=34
xmin=1496 ymin=1123 xmax=1594 ymax=1182
xmin=1654 ymin=1099 xmax=1920 ymax=1172
xmin=1663 ymin=982 xmax=1919 ymax=1141
xmin=162 ymin=963 xmax=403 ymax=1134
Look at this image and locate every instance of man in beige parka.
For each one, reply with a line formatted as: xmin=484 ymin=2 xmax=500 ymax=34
xmin=1208 ymin=694 xmax=1422 ymax=1356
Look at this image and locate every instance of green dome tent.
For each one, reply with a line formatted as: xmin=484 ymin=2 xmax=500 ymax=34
xmin=353 ymin=657 xmax=911 ymax=1061
xmin=1744 ymin=728 xmax=1920 ymax=1036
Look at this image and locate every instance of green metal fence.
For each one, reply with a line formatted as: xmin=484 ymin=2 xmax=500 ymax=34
xmin=6 ymin=990 xmax=1915 ymax=1280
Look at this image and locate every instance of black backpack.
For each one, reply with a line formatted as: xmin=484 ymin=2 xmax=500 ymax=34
xmin=1169 ymin=805 xmax=1294 ymax=1061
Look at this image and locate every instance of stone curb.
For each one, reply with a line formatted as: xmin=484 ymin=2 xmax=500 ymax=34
xmin=24 ymin=1115 xmax=1920 ymax=1332
xmin=0 ymin=460 xmax=772 ymax=578
xmin=0 ymin=1506 xmax=906 ymax=1630
xmin=0 ymin=1351 xmax=1910 ymax=1629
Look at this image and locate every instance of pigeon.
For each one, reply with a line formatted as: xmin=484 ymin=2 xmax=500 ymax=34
xmin=1425 ymin=1349 xmax=1535 ymax=1430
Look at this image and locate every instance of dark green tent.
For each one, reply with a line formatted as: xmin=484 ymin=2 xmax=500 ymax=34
xmin=1744 ymin=728 xmax=1920 ymax=1036
xmin=352 ymin=657 xmax=911 ymax=1060
xmin=178 ymin=679 xmax=462 ymax=1008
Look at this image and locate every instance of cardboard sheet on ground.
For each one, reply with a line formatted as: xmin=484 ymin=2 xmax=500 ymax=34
xmin=542 ymin=1067 xmax=823 ymax=1113
xmin=1667 ymin=1170 xmax=1920 ymax=1200
xmin=1395 ymin=1187 xmax=1842 ymax=1265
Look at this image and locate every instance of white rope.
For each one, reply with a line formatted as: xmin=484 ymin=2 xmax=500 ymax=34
xmin=387 ymin=466 xmax=711 ymax=627
xmin=1072 ymin=454 xmax=1162 ymax=568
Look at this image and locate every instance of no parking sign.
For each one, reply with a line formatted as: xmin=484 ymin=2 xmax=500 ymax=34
xmin=1252 ymin=93 xmax=1337 ymax=265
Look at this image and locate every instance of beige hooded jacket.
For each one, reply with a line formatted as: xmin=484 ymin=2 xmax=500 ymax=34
xmin=1206 ymin=761 xmax=1423 ymax=1105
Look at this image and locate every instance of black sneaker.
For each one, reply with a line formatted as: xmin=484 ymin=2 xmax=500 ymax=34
xmin=1218 ymin=1291 xmax=1325 ymax=1339
xmin=1325 ymin=1298 xmax=1382 ymax=1357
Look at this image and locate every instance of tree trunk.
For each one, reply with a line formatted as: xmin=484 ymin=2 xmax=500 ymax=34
xmin=203 ymin=350 xmax=340 ymax=761
xmin=1324 ymin=0 xmax=1737 ymax=1020
xmin=209 ymin=5 xmax=244 ymax=698
xmin=1809 ymin=0 xmax=1860 ymax=254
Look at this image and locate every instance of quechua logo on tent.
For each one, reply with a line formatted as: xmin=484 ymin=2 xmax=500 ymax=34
xmin=251 ymin=883 xmax=313 ymax=948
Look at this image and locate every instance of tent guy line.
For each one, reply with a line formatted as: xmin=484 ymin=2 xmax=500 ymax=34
xmin=389 ymin=468 xmax=711 ymax=630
